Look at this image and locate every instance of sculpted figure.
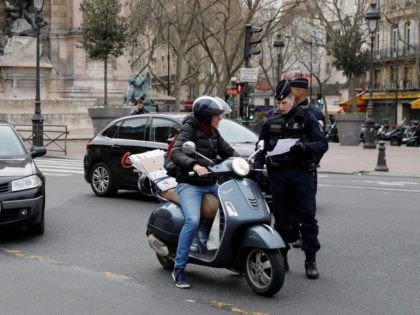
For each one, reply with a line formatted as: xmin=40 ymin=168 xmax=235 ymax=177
xmin=123 ymin=73 xmax=154 ymax=107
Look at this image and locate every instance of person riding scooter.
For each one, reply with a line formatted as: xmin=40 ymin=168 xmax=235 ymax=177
xmin=167 ymin=95 xmax=238 ymax=289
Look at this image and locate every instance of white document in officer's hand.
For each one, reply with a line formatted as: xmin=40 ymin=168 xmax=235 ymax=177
xmin=267 ymin=138 xmax=299 ymax=156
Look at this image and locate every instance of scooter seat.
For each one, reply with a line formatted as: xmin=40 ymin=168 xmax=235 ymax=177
xmin=159 ymin=189 xmax=218 ymax=220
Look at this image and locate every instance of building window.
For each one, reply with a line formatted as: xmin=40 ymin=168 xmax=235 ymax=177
xmin=188 ymin=85 xmax=194 ymax=99
xmin=404 ymin=21 xmax=411 ymax=52
xmin=392 ymin=27 xmax=398 ymax=56
xmin=264 ymin=98 xmax=270 ymax=106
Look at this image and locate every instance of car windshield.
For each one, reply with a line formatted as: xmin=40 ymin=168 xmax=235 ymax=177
xmin=0 ymin=125 xmax=27 ymax=157
xmin=218 ymin=119 xmax=258 ymax=143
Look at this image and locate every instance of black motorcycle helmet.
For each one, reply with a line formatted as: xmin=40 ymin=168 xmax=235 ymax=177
xmin=193 ymin=96 xmax=232 ymax=124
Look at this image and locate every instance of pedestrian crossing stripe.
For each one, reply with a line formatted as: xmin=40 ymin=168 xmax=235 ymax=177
xmin=37 ymin=168 xmax=83 ymax=174
xmin=35 ymin=157 xmax=84 ymax=176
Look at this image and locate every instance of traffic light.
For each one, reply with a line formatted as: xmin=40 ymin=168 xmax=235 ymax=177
xmin=317 ymin=93 xmax=323 ymax=109
xmin=244 ymin=24 xmax=263 ymax=59
xmin=248 ymin=104 xmax=255 ymax=121
xmin=236 ymin=82 xmax=245 ymax=94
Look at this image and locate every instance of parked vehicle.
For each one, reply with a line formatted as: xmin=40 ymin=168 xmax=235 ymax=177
xmin=384 ymin=125 xmax=407 ymax=146
xmin=403 ymin=120 xmax=419 ymax=147
xmin=325 ymin=122 xmax=339 ymax=143
xmin=145 ymin=141 xmax=286 ymax=296
xmin=0 ymin=120 xmax=46 ymax=235
xmin=83 ymin=113 xmax=258 ymax=197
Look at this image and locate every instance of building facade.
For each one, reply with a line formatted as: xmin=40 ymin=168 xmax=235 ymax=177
xmin=368 ymin=0 xmax=420 ymax=124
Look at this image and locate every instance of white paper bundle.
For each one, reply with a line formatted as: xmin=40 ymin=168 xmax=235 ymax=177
xmin=129 ymin=149 xmax=177 ymax=191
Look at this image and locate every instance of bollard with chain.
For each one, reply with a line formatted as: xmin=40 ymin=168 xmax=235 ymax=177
xmin=375 ymin=141 xmax=389 ymax=172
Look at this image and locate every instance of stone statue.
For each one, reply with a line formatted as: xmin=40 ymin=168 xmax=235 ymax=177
xmin=4 ymin=0 xmax=45 ymax=36
xmin=123 ymin=73 xmax=155 ymax=107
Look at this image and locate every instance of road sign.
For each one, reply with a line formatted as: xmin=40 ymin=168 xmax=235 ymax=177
xmin=240 ymin=68 xmax=258 ymax=83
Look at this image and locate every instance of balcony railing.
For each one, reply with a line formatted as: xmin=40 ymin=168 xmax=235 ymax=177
xmin=374 ymin=44 xmax=418 ymax=60
xmin=374 ymin=81 xmax=419 ymax=91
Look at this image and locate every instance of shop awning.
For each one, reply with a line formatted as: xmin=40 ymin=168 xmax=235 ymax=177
xmin=411 ymin=98 xmax=420 ymax=109
xmin=338 ymin=92 xmax=367 ymax=112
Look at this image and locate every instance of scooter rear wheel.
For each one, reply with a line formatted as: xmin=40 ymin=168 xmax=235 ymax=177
xmin=156 ymin=254 xmax=174 ymax=270
xmin=244 ymin=248 xmax=285 ymax=296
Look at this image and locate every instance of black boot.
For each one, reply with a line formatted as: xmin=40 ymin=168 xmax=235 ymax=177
xmin=304 ymin=260 xmax=319 ymax=279
xmin=280 ymin=249 xmax=289 ymax=272
xmin=305 ymin=252 xmax=319 ymax=279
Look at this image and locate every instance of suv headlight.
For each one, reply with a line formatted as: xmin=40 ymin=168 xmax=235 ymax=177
xmin=231 ymin=157 xmax=250 ymax=177
xmin=11 ymin=175 xmax=42 ymax=192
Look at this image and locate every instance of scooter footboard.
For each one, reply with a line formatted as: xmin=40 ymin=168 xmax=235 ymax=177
xmin=239 ymin=225 xmax=286 ymax=250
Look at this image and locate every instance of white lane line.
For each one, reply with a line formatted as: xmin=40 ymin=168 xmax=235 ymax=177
xmin=37 ymin=168 xmax=84 ymax=174
xmin=41 ymin=172 xmax=72 ymax=177
xmin=319 ymin=183 xmax=420 ymax=193
xmin=36 ymin=160 xmax=83 ymax=165
xmin=35 ymin=164 xmax=83 ymax=170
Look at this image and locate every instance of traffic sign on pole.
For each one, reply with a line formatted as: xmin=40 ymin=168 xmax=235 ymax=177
xmin=240 ymin=68 xmax=259 ymax=83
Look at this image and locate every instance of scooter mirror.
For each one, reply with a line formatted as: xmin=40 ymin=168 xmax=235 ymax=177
xmin=257 ymin=140 xmax=264 ymax=150
xmin=182 ymin=141 xmax=196 ymax=154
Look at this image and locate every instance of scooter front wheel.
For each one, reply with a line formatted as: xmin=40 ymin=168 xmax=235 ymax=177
xmin=156 ymin=254 xmax=174 ymax=270
xmin=244 ymin=248 xmax=285 ymax=296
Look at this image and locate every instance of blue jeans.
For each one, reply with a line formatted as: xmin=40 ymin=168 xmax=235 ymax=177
xmin=174 ymin=183 xmax=218 ymax=269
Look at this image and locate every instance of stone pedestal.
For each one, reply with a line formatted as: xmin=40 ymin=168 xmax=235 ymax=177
xmin=335 ymin=113 xmax=365 ymax=146
xmin=88 ymin=107 xmax=131 ymax=136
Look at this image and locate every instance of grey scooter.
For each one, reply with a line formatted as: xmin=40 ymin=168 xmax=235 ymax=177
xmin=146 ymin=141 xmax=286 ymax=296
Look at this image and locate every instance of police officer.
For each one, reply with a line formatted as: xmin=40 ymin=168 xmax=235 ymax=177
xmin=290 ymin=78 xmax=325 ymax=248
xmin=254 ymin=79 xmax=328 ymax=279
xmin=290 ymin=78 xmax=325 ymax=129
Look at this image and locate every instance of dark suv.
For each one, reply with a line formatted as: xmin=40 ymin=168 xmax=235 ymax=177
xmin=83 ymin=113 xmax=258 ymax=197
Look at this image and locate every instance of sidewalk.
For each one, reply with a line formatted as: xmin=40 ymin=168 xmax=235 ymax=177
xmin=47 ymin=139 xmax=420 ymax=178
xmin=318 ymin=143 xmax=420 ymax=178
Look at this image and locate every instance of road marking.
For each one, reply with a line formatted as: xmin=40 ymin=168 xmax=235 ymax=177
xmin=37 ymin=168 xmax=83 ymax=174
xmin=319 ymin=183 xmax=420 ymax=193
xmin=35 ymin=157 xmax=84 ymax=176
xmin=208 ymin=300 xmax=269 ymax=315
xmin=351 ymin=180 xmax=419 ymax=186
xmin=0 ymin=247 xmax=132 ymax=283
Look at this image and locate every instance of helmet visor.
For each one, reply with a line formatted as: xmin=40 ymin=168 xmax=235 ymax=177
xmin=214 ymin=97 xmax=232 ymax=115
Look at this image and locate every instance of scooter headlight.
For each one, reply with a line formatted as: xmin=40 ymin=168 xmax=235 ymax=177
xmin=231 ymin=157 xmax=250 ymax=177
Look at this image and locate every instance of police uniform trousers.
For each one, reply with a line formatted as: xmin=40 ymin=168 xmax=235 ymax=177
xmin=270 ymin=168 xmax=320 ymax=255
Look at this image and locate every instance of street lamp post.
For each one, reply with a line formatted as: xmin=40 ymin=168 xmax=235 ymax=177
xmin=32 ymin=0 xmax=44 ymax=147
xmin=394 ymin=24 xmax=399 ymax=125
xmin=167 ymin=22 xmax=171 ymax=96
xmin=273 ymin=33 xmax=284 ymax=83
xmin=301 ymin=38 xmax=313 ymax=102
xmin=309 ymin=40 xmax=313 ymax=102
xmin=363 ymin=2 xmax=381 ymax=149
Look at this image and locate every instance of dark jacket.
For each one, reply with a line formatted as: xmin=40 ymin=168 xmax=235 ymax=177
xmin=255 ymin=105 xmax=328 ymax=168
xmin=171 ymin=115 xmax=238 ymax=186
xmin=297 ymin=98 xmax=325 ymax=127
xmin=131 ymin=107 xmax=149 ymax=115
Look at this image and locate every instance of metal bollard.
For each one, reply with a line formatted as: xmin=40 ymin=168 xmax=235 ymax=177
xmin=375 ymin=141 xmax=389 ymax=172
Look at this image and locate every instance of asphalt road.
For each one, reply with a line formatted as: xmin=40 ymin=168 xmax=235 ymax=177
xmin=0 ymin=172 xmax=419 ymax=315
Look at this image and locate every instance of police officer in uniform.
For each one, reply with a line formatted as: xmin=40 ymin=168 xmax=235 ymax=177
xmin=254 ymin=79 xmax=328 ymax=279
xmin=289 ymin=77 xmax=326 ymax=248
xmin=290 ymin=77 xmax=325 ymax=130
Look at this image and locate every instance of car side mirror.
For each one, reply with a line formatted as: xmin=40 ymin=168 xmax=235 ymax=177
xmin=30 ymin=146 xmax=47 ymax=158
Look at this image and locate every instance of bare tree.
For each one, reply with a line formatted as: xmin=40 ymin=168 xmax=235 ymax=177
xmin=128 ymin=0 xmax=202 ymax=110
xmin=303 ymin=0 xmax=371 ymax=112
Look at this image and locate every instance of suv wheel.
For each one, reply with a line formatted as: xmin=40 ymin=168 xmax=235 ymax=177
xmin=90 ymin=162 xmax=117 ymax=197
